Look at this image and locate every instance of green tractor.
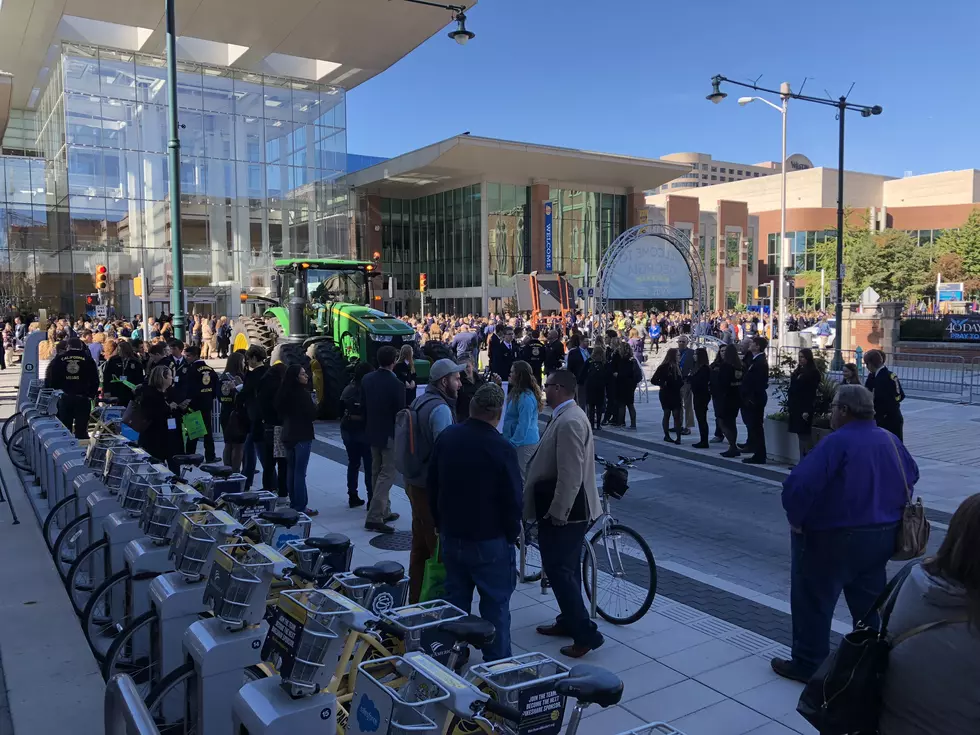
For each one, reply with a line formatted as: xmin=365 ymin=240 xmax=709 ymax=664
xmin=232 ymin=258 xmax=422 ymax=418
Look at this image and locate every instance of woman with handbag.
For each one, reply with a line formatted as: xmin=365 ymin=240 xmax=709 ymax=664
xmin=133 ymin=365 xmax=183 ymax=471
xmin=651 ymin=347 xmax=683 ymax=444
xmin=878 ymin=494 xmax=980 ymax=734
xmin=277 ymin=364 xmax=318 ymax=516
xmin=218 ymin=352 xmax=248 ymax=472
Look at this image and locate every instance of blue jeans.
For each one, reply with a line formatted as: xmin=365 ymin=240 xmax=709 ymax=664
xmin=790 ymin=522 xmax=899 ymax=674
xmin=441 ymin=535 xmax=516 ymax=662
xmin=341 ymin=429 xmax=373 ymax=501
xmin=286 ymin=440 xmax=312 ymax=511
xmin=538 ymin=519 xmax=603 ymax=649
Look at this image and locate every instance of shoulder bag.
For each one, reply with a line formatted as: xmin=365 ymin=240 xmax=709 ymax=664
xmin=798 ymin=562 xmax=967 ymax=734
xmin=887 ymin=432 xmax=930 ymax=561
xmin=122 ymin=395 xmax=151 ymax=434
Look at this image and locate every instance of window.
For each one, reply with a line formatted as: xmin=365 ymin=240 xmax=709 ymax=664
xmin=711 ymin=175 xmax=717 ymax=180
xmin=726 ymin=233 xmax=739 ymax=267
xmin=737 ymin=170 xmax=743 ymax=175
xmin=711 ymin=166 xmax=717 ymax=172
xmin=753 ymin=172 xmax=760 ymax=177
xmin=702 ymin=174 xmax=707 ymax=179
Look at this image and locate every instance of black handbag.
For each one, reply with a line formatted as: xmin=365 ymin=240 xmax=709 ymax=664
xmin=797 ymin=562 xmax=964 ymax=734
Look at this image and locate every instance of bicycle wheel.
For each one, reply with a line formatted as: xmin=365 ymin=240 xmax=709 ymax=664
xmin=42 ymin=495 xmax=77 ymax=551
xmin=81 ymin=569 xmax=130 ymax=661
xmin=102 ymin=610 xmax=159 ymax=697
xmin=51 ymin=512 xmax=90 ymax=580
xmin=66 ymin=538 xmax=109 ymax=616
xmin=582 ymin=523 xmax=657 ymax=625
xmin=2 ymin=412 xmax=22 ymax=444
xmin=144 ymin=661 xmax=198 ymax=735
xmin=6 ymin=424 xmax=31 ymax=472
xmin=517 ymin=521 xmax=542 ymax=583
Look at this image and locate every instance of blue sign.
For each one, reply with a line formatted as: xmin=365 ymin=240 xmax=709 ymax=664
xmin=588 ymin=288 xmax=594 ymax=297
xmin=576 ymin=288 xmax=584 ymax=298
xmin=544 ymin=201 xmax=553 ymax=272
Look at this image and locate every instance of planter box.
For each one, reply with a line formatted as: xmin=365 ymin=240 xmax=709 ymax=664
xmin=764 ymin=419 xmax=831 ymax=465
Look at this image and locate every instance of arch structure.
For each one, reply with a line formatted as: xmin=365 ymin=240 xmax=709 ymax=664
xmin=594 ymin=223 xmax=709 ymax=317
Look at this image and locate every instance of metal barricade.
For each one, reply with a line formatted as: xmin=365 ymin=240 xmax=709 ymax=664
xmin=105 ymin=674 xmax=160 ymax=735
xmin=970 ymin=356 xmax=980 ymax=405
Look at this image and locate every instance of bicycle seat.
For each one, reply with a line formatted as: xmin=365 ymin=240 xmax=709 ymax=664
xmin=304 ymin=534 xmax=351 ymax=553
xmin=219 ymin=492 xmax=265 ymax=508
xmin=555 ymin=665 xmax=624 ymax=708
xmin=200 ymin=462 xmax=234 ymax=478
xmin=173 ymin=454 xmax=205 ymax=467
xmin=257 ymin=509 xmax=301 ymax=528
xmin=352 ymin=560 xmax=405 ymax=586
xmin=438 ymin=615 xmax=496 ymax=650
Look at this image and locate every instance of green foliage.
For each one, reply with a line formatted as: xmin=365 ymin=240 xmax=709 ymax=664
xmin=934 ymin=208 xmax=980 ymax=294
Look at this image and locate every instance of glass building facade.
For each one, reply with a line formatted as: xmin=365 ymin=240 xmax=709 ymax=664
xmin=0 ymin=42 xmax=348 ymax=317
xmin=548 ymin=189 xmax=624 ymax=284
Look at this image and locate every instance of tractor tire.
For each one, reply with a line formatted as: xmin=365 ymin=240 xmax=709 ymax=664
xmin=308 ymin=341 xmax=349 ymax=420
xmin=270 ymin=341 xmax=311 ymax=370
xmin=232 ymin=316 xmax=275 ymax=355
xmin=422 ymin=340 xmax=455 ymax=364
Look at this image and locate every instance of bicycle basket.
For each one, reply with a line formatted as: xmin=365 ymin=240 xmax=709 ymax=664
xmin=354 ymin=655 xmax=449 ymax=735
xmin=466 ymin=651 xmax=570 ymax=725
xmin=203 ymin=543 xmax=287 ymax=627
xmin=169 ymin=509 xmax=240 ymax=579
xmin=103 ymin=445 xmax=147 ymax=492
xmin=140 ymin=486 xmax=182 ymax=541
xmin=602 ymin=465 xmax=630 ymax=499
xmin=119 ymin=463 xmax=172 ymax=514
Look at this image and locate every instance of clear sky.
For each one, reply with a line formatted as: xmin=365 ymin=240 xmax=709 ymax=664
xmin=347 ymin=0 xmax=980 ymax=178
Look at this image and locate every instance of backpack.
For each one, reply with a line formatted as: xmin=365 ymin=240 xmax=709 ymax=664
xmin=631 ymin=357 xmax=643 ymax=384
xmin=393 ymin=393 xmax=443 ymax=484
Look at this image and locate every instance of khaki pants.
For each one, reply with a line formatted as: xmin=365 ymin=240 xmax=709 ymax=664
xmin=680 ymin=382 xmax=695 ymax=428
xmin=366 ymin=442 xmax=395 ymax=524
xmin=406 ymin=483 xmax=438 ymax=603
xmin=514 ymin=443 xmax=536 ymax=482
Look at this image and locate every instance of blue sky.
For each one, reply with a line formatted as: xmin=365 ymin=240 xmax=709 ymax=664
xmin=347 ymin=0 xmax=979 ymax=178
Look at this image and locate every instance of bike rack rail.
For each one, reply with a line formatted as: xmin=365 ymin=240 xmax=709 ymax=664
xmin=105 ymin=674 xmax=160 ymax=735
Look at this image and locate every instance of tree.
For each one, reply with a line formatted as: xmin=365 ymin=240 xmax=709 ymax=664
xmin=934 ymin=207 xmax=980 ymax=294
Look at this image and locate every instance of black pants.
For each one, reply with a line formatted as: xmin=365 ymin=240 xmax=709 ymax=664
xmin=720 ymin=410 xmax=740 ymax=450
xmin=538 ymin=519 xmax=602 ymax=649
xmin=185 ymin=410 xmax=216 ymax=462
xmin=742 ymin=404 xmax=766 ymax=460
xmin=616 ymin=395 xmax=636 ymax=427
xmin=694 ymin=396 xmax=710 ymax=444
xmin=603 ymin=388 xmax=617 ymax=424
xmin=58 ymin=394 xmax=91 ymax=440
xmin=587 ymin=397 xmax=605 ymax=429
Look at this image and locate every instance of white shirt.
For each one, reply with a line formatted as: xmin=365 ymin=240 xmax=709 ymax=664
xmin=552 ymin=398 xmax=576 ymax=419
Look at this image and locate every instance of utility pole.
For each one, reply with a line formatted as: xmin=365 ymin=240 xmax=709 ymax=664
xmin=165 ymin=0 xmax=186 ymax=341
xmin=832 ymin=98 xmax=846 ymax=369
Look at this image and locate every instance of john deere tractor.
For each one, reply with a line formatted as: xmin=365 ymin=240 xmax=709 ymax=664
xmin=232 ymin=258 xmax=420 ymax=418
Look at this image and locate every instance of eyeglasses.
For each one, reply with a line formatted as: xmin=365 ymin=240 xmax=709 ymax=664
xmin=544 ymin=383 xmax=559 ymax=389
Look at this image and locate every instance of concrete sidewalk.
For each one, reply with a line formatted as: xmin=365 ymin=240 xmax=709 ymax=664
xmin=309 ymin=428 xmax=815 ymax=735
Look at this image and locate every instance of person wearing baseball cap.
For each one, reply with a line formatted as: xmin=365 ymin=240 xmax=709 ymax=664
xmin=401 ymin=357 xmax=465 ymax=601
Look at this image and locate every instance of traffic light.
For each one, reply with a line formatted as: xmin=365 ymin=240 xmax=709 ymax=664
xmin=95 ymin=264 xmax=108 ymax=290
xmin=754 ymin=284 xmax=771 ymax=300
xmin=133 ymin=275 xmax=142 ymax=297
xmin=419 ymin=272 xmax=428 ymax=293
xmin=86 ymin=294 xmax=96 ymax=307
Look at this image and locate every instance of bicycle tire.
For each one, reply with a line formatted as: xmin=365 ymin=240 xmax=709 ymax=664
xmin=6 ymin=425 xmax=31 ymax=472
xmin=2 ymin=412 xmax=21 ymax=444
xmin=582 ymin=523 xmax=657 ymax=625
xmin=42 ymin=495 xmax=77 ymax=551
xmin=144 ymin=660 xmax=198 ymax=735
xmin=102 ymin=609 xmax=159 ymax=695
xmin=81 ymin=569 xmax=130 ymax=662
xmin=517 ymin=522 xmax=542 ymax=583
xmin=51 ymin=512 xmax=90 ymax=580
xmin=66 ymin=538 xmax=109 ymax=616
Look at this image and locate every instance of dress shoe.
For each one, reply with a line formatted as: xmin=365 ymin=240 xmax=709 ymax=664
xmin=742 ymin=456 xmax=767 ymax=465
xmin=560 ymin=638 xmax=604 ymax=658
xmin=348 ymin=495 xmax=365 ymax=509
xmin=680 ymin=428 xmax=692 ymax=435
xmin=384 ymin=512 xmax=400 ymax=523
xmin=720 ymin=449 xmax=742 ymax=458
xmin=365 ymin=521 xmax=395 ymax=534
xmin=711 ymin=436 xmax=725 ymax=443
xmin=737 ymin=442 xmax=752 ymax=451
xmin=770 ymin=657 xmax=811 ymax=683
xmin=536 ymin=624 xmax=571 ymax=638
xmin=692 ymin=442 xmax=709 ymax=449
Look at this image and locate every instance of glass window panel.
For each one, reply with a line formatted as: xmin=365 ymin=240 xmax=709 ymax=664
xmin=202 ymin=69 xmax=235 ymax=113
xmin=487 ymin=182 xmax=500 ymax=213
xmin=262 ymin=77 xmax=292 ymax=121
xmin=134 ymin=54 xmax=168 ymax=105
xmin=63 ymin=52 xmax=102 ymax=96
xmin=140 ymin=153 xmax=169 ymax=200
xmin=177 ymin=109 xmax=206 ymax=158
xmin=103 ymin=150 xmax=141 ymax=200
xmin=65 ymin=92 xmax=103 ymax=147
xmin=233 ymin=72 xmax=265 ymax=117
xmin=176 ymin=63 xmax=203 ymax=111
xmin=207 ymin=160 xmax=236 ymax=201
xmin=204 ymin=112 xmax=235 ymax=160
xmin=68 ymin=146 xmax=105 ymax=197
xmin=291 ymin=84 xmax=319 ymax=125
xmin=69 ymin=195 xmax=108 ymax=250
xmin=99 ymin=49 xmax=137 ymax=101
xmin=500 ymin=184 xmax=516 ymax=212
xmin=179 ymin=156 xmax=207 ymax=197
xmin=233 ymin=115 xmax=263 ymax=162
xmin=137 ymin=104 xmax=168 ymax=153
xmin=101 ymin=98 xmax=140 ymax=151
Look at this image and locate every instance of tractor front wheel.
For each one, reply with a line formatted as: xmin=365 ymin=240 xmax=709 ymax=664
xmin=309 ymin=341 xmax=349 ymax=420
xmin=270 ymin=342 xmax=311 ymax=370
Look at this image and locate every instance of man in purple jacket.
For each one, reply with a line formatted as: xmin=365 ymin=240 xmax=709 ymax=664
xmin=772 ymin=384 xmax=919 ymax=682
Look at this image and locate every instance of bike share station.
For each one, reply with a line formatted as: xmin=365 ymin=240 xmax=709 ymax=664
xmin=4 ymin=329 xmax=683 ymax=735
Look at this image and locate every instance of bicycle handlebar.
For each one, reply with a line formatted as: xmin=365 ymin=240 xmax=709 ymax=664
xmin=479 ymin=697 xmax=522 ymax=724
xmin=594 ymin=451 xmax=649 ymax=467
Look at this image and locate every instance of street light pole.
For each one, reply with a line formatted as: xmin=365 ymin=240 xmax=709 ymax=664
xmin=165 ymin=0 xmax=186 ymax=341
xmin=778 ymin=82 xmax=789 ymax=346
xmin=832 ymin=98 xmax=846 ymax=369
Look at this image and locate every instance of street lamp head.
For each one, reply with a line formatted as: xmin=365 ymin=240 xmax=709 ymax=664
xmin=737 ymin=96 xmax=754 ymax=106
xmin=706 ymin=76 xmax=727 ymax=104
xmin=448 ymin=11 xmax=475 ymax=45
xmin=871 ymin=105 xmax=883 ymax=116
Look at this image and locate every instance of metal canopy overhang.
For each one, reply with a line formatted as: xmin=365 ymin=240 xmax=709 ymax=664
xmin=347 ymin=135 xmax=691 ymax=197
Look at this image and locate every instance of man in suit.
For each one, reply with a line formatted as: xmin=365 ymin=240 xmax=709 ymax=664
xmin=863 ymin=349 xmax=905 ymax=441
xmin=740 ymin=336 xmax=769 ymax=464
xmin=676 ymin=335 xmax=696 ymax=435
xmin=362 ymin=345 xmax=406 ymax=534
xmin=524 ymin=369 xmax=604 ymax=658
xmin=565 ymin=335 xmax=588 ymax=409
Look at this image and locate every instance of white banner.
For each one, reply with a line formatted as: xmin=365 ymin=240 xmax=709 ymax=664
xmin=603 ymin=234 xmax=693 ymax=300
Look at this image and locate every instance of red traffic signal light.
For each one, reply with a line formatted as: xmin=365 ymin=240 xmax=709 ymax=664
xmin=95 ymin=264 xmax=108 ymax=290
xmin=419 ymin=272 xmax=428 ymax=293
xmin=86 ymin=295 xmax=95 ymax=306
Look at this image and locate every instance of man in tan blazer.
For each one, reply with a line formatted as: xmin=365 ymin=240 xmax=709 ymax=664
xmin=524 ymin=369 xmax=604 ymax=657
